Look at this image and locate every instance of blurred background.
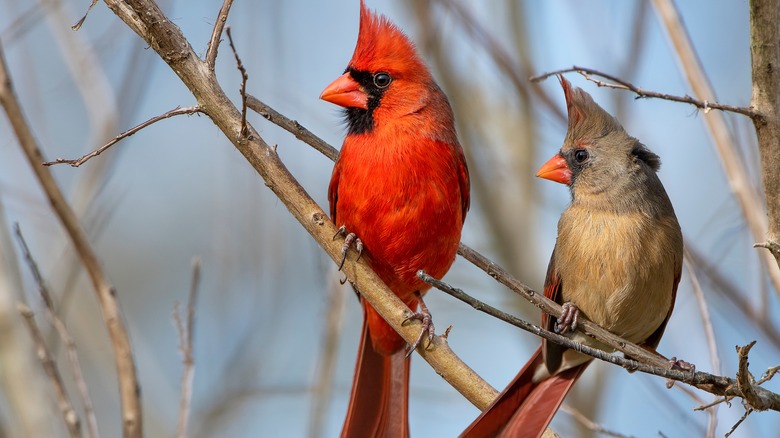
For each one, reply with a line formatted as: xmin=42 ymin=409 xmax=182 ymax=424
xmin=1 ymin=0 xmax=778 ymax=436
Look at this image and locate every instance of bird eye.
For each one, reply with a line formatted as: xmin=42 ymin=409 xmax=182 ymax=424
xmin=373 ymin=72 xmax=392 ymax=88
xmin=574 ymin=149 xmax=589 ymax=163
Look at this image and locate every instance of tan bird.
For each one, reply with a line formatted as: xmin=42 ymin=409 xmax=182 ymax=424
xmin=461 ymin=76 xmax=683 ymax=438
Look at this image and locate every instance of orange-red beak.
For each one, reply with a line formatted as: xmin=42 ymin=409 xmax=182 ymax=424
xmin=320 ymin=72 xmax=368 ymax=109
xmin=536 ymin=153 xmax=572 ymax=185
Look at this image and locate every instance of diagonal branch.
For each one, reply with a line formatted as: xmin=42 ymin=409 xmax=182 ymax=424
xmin=17 ymin=303 xmax=82 ymax=438
xmin=205 ymin=0 xmax=234 ymax=70
xmin=44 ymin=106 xmax=205 ymax=167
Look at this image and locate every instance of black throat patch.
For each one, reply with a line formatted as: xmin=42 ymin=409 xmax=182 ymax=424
xmin=343 ymin=67 xmax=388 ymax=135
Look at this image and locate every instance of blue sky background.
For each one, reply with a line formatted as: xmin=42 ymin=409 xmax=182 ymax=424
xmin=1 ymin=1 xmax=778 ymax=437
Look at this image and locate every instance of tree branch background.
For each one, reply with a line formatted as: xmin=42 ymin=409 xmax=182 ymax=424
xmin=0 ymin=1 xmax=778 ymax=437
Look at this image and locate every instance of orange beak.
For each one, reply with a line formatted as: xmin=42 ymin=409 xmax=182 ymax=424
xmin=320 ymin=72 xmax=368 ymax=109
xmin=536 ymin=153 xmax=572 ymax=185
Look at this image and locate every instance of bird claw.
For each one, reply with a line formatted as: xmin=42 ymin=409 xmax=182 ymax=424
xmin=555 ymin=302 xmax=580 ymax=334
xmin=403 ymin=294 xmax=435 ymax=358
xmin=333 ymin=225 xmax=364 ymax=271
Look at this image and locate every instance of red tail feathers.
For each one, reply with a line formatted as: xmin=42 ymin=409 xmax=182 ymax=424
xmin=341 ymin=317 xmax=410 ymax=438
xmin=460 ymin=346 xmax=590 ymax=438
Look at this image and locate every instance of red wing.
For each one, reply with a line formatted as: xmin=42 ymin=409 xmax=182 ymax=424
xmin=328 ymin=159 xmax=342 ymax=223
xmin=542 ymin=246 xmax=565 ymax=373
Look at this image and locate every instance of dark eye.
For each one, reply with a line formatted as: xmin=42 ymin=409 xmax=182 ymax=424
xmin=373 ymin=72 xmax=392 ymax=88
xmin=574 ymin=149 xmax=589 ymax=163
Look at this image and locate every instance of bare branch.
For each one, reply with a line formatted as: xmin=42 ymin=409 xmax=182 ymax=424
xmin=175 ymin=257 xmax=201 ymax=438
xmin=737 ymin=341 xmax=774 ymax=411
xmin=44 ymin=106 xmax=204 ymax=167
xmin=206 ymin=0 xmax=234 ymax=70
xmin=71 ymin=0 xmax=98 ymax=31
xmin=225 ymin=27 xmax=248 ymax=137
xmin=246 ymin=95 xmax=339 ymax=161
xmin=17 ymin=304 xmax=81 ymax=438
xmin=749 ymin=0 xmax=780 ymax=270
xmin=14 ymin=225 xmax=98 ymax=438
xmin=0 ymin=42 xmax=142 ymax=437
xmin=530 ymin=66 xmax=759 ymax=119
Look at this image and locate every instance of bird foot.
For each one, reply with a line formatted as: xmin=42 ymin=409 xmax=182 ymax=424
xmin=403 ymin=293 xmax=435 ymax=358
xmin=665 ymin=357 xmax=695 ymax=388
xmin=555 ymin=302 xmax=580 ymax=334
xmin=333 ymin=225 xmax=363 ymax=271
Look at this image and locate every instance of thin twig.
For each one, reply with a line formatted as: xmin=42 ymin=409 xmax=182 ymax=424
xmin=44 ymin=106 xmax=204 ymax=167
xmin=205 ymin=0 xmax=234 ymax=70
xmin=724 ymin=407 xmax=752 ymax=438
xmin=175 ymin=257 xmax=201 ymax=438
xmin=560 ymin=403 xmax=635 ymax=438
xmin=530 ymin=66 xmax=759 ymax=119
xmin=71 ymin=0 xmax=98 ymax=31
xmin=13 ymin=224 xmax=98 ymax=438
xmin=0 ymin=42 xmax=143 ymax=437
xmin=225 ymin=27 xmax=248 ymax=137
xmin=683 ymin=250 xmax=720 ymax=437
xmin=17 ymin=303 xmax=81 ymax=438
xmin=757 ymin=365 xmax=780 ymax=385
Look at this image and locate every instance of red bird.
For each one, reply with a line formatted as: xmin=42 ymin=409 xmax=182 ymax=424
xmin=461 ymin=76 xmax=683 ymax=438
xmin=320 ymin=1 xmax=469 ymax=436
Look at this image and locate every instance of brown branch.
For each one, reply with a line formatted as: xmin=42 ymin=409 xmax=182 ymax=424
xmin=99 ymin=0 xmax=497 ymax=411
xmin=175 ymin=257 xmax=200 ymax=438
xmin=0 ymin=43 xmax=142 ymax=437
xmin=724 ymin=407 xmax=753 ymax=438
xmin=17 ymin=304 xmax=81 ymax=438
xmin=43 ymin=106 xmax=204 ymax=167
xmin=13 ymin=225 xmax=98 ymax=438
xmin=736 ymin=341 xmax=774 ymax=411
xmin=71 ymin=0 xmax=98 ymax=31
xmin=246 ymin=96 xmax=339 ymax=161
xmin=530 ymin=66 xmax=759 ymax=119
xmin=748 ymin=0 xmax=780 ymax=270
xmin=205 ymin=0 xmax=234 ymax=70
xmin=225 ymin=27 xmax=248 ymax=137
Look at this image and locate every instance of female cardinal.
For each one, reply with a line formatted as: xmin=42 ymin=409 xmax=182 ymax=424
xmin=461 ymin=76 xmax=683 ymax=438
xmin=320 ymin=1 xmax=469 ymax=436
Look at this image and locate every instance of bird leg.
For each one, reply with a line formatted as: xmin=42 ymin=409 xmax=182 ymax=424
xmin=333 ymin=225 xmax=364 ymax=271
xmin=555 ymin=302 xmax=580 ymax=334
xmin=403 ymin=291 xmax=435 ymax=358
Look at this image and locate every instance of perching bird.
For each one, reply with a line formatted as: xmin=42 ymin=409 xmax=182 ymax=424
xmin=461 ymin=76 xmax=683 ymax=438
xmin=320 ymin=1 xmax=470 ymax=436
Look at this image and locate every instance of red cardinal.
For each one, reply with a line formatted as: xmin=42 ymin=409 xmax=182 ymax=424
xmin=320 ymin=1 xmax=469 ymax=436
xmin=461 ymin=76 xmax=683 ymax=438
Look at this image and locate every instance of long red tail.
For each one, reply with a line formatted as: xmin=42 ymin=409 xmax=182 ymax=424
xmin=461 ymin=346 xmax=590 ymax=438
xmin=341 ymin=317 xmax=410 ymax=438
